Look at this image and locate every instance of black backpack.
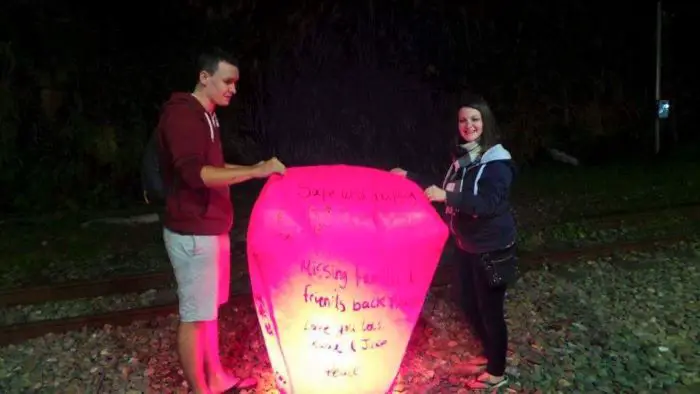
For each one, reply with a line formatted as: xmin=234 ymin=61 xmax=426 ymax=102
xmin=140 ymin=131 xmax=166 ymax=205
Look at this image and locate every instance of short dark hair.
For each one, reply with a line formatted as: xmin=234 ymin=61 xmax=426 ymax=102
xmin=196 ymin=47 xmax=239 ymax=76
xmin=454 ymin=92 xmax=501 ymax=150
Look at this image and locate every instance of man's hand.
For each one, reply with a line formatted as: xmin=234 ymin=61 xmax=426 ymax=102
xmin=254 ymin=157 xmax=286 ymax=178
xmin=390 ymin=167 xmax=408 ymax=177
xmin=425 ymin=185 xmax=446 ymax=202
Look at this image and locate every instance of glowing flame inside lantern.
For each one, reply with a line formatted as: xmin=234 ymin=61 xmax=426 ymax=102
xmin=247 ymin=165 xmax=448 ymax=394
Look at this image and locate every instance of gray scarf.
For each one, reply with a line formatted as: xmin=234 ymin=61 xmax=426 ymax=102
xmin=442 ymin=141 xmax=482 ymax=190
xmin=460 ymin=141 xmax=482 ymax=165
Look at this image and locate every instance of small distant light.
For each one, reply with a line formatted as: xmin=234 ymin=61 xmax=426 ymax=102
xmin=658 ymin=99 xmax=670 ymax=119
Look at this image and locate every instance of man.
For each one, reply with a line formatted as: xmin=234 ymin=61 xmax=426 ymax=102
xmin=157 ymin=48 xmax=285 ymax=394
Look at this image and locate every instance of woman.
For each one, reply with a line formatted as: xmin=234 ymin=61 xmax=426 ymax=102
xmin=391 ymin=93 xmax=517 ymax=390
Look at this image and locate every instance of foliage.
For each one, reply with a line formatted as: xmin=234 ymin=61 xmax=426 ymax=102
xmin=0 ymin=0 xmax=685 ymax=213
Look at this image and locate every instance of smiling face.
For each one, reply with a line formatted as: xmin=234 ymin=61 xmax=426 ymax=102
xmin=458 ymin=106 xmax=483 ymax=143
xmin=199 ymin=61 xmax=239 ymax=107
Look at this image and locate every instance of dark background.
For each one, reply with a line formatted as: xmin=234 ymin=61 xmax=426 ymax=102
xmin=1 ymin=0 xmax=697 ymax=213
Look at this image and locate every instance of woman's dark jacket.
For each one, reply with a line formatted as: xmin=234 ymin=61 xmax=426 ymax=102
xmin=407 ymin=144 xmax=516 ymax=254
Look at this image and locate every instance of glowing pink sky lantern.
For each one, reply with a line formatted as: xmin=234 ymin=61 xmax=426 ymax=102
xmin=247 ymin=165 xmax=449 ymax=394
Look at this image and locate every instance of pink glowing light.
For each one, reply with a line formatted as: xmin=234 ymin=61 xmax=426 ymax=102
xmin=247 ymin=165 xmax=449 ymax=394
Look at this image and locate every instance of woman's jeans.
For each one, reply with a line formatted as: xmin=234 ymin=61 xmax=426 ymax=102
xmin=455 ymin=247 xmax=509 ymax=376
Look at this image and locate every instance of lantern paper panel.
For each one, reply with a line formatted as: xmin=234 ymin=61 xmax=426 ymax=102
xmin=247 ymin=165 xmax=449 ymax=394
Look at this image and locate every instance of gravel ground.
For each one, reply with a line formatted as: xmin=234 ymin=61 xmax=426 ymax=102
xmin=42 ymin=248 xmax=169 ymax=283
xmin=1 ymin=241 xmax=698 ymax=393
xmin=0 ymin=289 xmax=172 ymax=325
xmin=0 ymin=227 xmax=248 ymax=290
xmin=518 ymin=217 xmax=699 ymax=252
xmin=0 ymin=245 xmax=169 ymax=290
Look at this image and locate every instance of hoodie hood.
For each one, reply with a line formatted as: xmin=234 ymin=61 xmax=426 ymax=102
xmin=480 ymin=144 xmax=512 ymax=164
xmin=449 ymin=143 xmax=512 ymax=173
xmin=162 ymin=93 xmax=220 ymax=142
xmin=479 ymin=143 xmax=516 ymax=181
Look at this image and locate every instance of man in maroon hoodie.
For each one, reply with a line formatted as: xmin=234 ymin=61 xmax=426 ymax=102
xmin=157 ymin=48 xmax=285 ymax=394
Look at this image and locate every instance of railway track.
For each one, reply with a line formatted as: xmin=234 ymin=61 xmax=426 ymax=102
xmin=431 ymin=233 xmax=696 ymax=287
xmin=526 ymin=201 xmax=700 ymax=234
xmin=556 ymin=199 xmax=700 ymax=222
xmin=516 ymin=197 xmax=700 ymax=227
xmin=3 ymin=202 xmax=700 ymax=308
xmin=1 ymin=232 xmax=697 ymax=346
xmin=0 ymin=271 xmax=175 ymax=308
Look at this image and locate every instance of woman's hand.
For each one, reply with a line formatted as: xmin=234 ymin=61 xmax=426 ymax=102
xmin=390 ymin=167 xmax=408 ymax=177
xmin=424 ymin=185 xmax=446 ymax=202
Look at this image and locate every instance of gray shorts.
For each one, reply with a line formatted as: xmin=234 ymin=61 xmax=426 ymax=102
xmin=163 ymin=227 xmax=231 ymax=322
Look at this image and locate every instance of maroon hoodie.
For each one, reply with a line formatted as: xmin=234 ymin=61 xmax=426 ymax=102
xmin=156 ymin=93 xmax=233 ymax=235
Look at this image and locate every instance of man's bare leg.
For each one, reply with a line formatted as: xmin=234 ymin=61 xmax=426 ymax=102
xmin=178 ymin=321 xmax=210 ymax=394
xmin=202 ymin=319 xmax=239 ymax=392
xmin=204 ymin=319 xmax=258 ymax=393
xmin=203 ymin=319 xmax=227 ymax=387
